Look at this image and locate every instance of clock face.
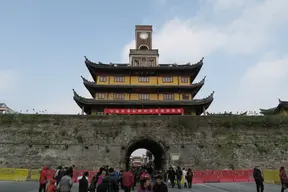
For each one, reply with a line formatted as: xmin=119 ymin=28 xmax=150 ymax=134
xmin=139 ymin=32 xmax=148 ymax=40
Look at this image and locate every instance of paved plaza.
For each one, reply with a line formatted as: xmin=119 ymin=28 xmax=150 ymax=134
xmin=0 ymin=181 xmax=282 ymax=192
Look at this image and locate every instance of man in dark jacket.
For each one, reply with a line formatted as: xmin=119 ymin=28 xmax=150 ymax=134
xmin=79 ymin=172 xmax=89 ymax=192
xmin=97 ymin=168 xmax=119 ymax=192
xmin=131 ymin=167 xmax=138 ymax=190
xmin=253 ymin=166 xmax=264 ymax=192
xmin=167 ymin=167 xmax=176 ymax=188
xmin=176 ymin=166 xmax=183 ymax=189
xmin=153 ymin=175 xmax=168 ymax=192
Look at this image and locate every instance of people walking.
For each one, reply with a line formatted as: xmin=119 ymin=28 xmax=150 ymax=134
xmin=182 ymin=168 xmax=187 ymax=188
xmin=186 ymin=168 xmax=193 ymax=189
xmin=57 ymin=171 xmax=74 ymax=192
xmin=153 ymin=175 xmax=168 ymax=192
xmin=140 ymin=170 xmax=151 ymax=180
xmin=97 ymin=171 xmax=106 ymax=186
xmin=46 ymin=179 xmax=56 ymax=192
xmin=79 ymin=172 xmax=89 ymax=192
xmin=97 ymin=168 xmax=119 ymax=192
xmin=39 ymin=166 xmax=49 ymax=192
xmin=138 ymin=178 xmax=152 ymax=192
xmin=122 ymin=168 xmax=135 ymax=192
xmin=176 ymin=166 xmax=183 ymax=189
xmin=88 ymin=176 xmax=97 ymax=192
xmin=95 ymin=167 xmax=105 ymax=184
xmin=54 ymin=166 xmax=65 ymax=185
xmin=167 ymin=167 xmax=176 ymax=188
xmin=131 ymin=167 xmax=138 ymax=190
xmin=280 ymin=166 xmax=288 ymax=192
xmin=253 ymin=166 xmax=264 ymax=192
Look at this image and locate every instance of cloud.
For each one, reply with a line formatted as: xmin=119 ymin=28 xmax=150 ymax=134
xmin=122 ymin=0 xmax=288 ymax=112
xmin=241 ymin=56 xmax=288 ymax=88
xmin=209 ymin=0 xmax=255 ymax=11
xmin=238 ymin=54 xmax=288 ymax=109
xmin=123 ymin=0 xmax=288 ymax=62
xmin=0 ymin=70 xmax=17 ymax=93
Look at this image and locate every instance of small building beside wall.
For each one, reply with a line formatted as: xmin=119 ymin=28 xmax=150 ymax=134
xmin=0 ymin=103 xmax=17 ymax=114
xmin=260 ymin=99 xmax=288 ymax=116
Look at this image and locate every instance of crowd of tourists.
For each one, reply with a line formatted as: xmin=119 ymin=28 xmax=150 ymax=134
xmin=38 ymin=164 xmax=288 ymax=192
xmin=38 ymin=164 xmax=196 ymax=192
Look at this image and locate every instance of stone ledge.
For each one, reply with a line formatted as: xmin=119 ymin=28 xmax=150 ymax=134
xmin=0 ymin=114 xmax=288 ymax=128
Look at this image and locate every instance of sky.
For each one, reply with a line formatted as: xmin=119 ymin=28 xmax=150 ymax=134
xmin=1 ymin=0 xmax=288 ymax=156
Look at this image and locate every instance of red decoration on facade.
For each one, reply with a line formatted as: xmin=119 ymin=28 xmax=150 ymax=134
xmin=104 ymin=108 xmax=184 ymax=115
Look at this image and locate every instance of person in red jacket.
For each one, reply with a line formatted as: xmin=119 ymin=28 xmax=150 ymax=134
xmin=46 ymin=179 xmax=56 ymax=192
xmin=39 ymin=166 xmax=49 ymax=192
xmin=122 ymin=168 xmax=135 ymax=192
xmin=140 ymin=170 xmax=150 ymax=180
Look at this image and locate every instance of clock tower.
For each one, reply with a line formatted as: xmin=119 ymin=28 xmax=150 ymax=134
xmin=129 ymin=25 xmax=159 ymax=67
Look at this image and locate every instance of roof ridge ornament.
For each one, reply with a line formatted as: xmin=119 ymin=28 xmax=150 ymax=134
xmin=81 ymin=76 xmax=91 ymax=82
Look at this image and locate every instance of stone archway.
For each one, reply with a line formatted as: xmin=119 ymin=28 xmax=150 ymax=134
xmin=122 ymin=136 xmax=167 ymax=170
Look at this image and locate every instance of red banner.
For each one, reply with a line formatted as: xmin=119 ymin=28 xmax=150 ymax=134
xmin=104 ymin=108 xmax=184 ymax=115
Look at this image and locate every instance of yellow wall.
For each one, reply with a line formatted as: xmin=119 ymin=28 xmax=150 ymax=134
xmin=94 ymin=93 xmax=191 ymax=101
xmin=96 ymin=75 xmax=190 ymax=85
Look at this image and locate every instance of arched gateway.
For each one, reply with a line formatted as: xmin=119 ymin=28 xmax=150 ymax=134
xmin=121 ymin=136 xmax=167 ymax=170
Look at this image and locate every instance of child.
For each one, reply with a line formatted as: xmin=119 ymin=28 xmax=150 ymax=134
xmin=46 ymin=179 xmax=56 ymax=192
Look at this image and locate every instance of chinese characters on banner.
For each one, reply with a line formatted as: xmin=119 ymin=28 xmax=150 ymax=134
xmin=104 ymin=108 xmax=184 ymax=115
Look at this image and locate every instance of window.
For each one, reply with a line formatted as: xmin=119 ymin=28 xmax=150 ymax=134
xmin=113 ymin=93 xmax=125 ymax=100
xmin=141 ymin=58 xmax=147 ymax=66
xmin=139 ymin=94 xmax=150 ymax=100
xmin=148 ymin=60 xmax=155 ymax=67
xmin=99 ymin=76 xmax=107 ymax=82
xmin=181 ymin=77 xmax=188 ymax=83
xmin=162 ymin=76 xmax=173 ymax=83
xmin=133 ymin=60 xmax=139 ymax=66
xmin=97 ymin=93 xmax=105 ymax=99
xmin=139 ymin=76 xmax=149 ymax=83
xmin=163 ymin=94 xmax=174 ymax=100
xmin=182 ymin=94 xmax=190 ymax=100
xmin=114 ymin=76 xmax=125 ymax=82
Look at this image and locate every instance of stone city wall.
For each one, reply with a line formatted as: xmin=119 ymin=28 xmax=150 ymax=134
xmin=0 ymin=114 xmax=288 ymax=170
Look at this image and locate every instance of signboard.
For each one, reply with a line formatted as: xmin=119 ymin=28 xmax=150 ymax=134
xmin=104 ymin=108 xmax=184 ymax=115
xmin=170 ymin=154 xmax=180 ymax=161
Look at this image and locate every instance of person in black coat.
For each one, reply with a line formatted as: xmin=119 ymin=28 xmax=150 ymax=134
xmin=79 ymin=172 xmax=89 ymax=192
xmin=167 ymin=167 xmax=176 ymax=188
xmin=175 ymin=166 xmax=183 ymax=189
xmin=153 ymin=175 xmax=168 ymax=192
xmin=186 ymin=168 xmax=193 ymax=188
xmin=253 ymin=166 xmax=264 ymax=192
